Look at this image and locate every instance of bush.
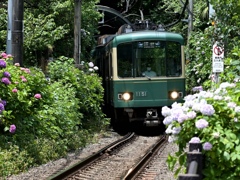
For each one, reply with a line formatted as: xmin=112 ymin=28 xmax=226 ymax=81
xmin=0 ymin=53 xmax=109 ymax=178
xmin=162 ymin=81 xmax=240 ymax=179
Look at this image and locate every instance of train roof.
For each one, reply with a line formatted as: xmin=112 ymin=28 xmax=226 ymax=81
xmin=112 ymin=31 xmax=184 ymax=46
xmin=97 ymin=30 xmax=184 ymax=48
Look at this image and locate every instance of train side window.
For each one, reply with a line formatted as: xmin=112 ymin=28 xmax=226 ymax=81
xmin=166 ymin=42 xmax=182 ymax=77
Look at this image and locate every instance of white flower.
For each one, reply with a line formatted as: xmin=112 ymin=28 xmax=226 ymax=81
xmin=88 ymin=62 xmax=94 ymax=67
xmin=227 ymin=102 xmax=236 ymax=108
xmin=165 ymin=124 xmax=173 ymax=134
xmin=161 ymin=106 xmax=171 ymax=117
xmin=189 ymin=137 xmax=201 ymax=143
xmin=235 ymin=106 xmax=240 ymax=113
xmin=168 ymin=135 xmax=177 ymax=143
xmin=172 ymin=127 xmax=181 ymax=135
xmin=212 ymin=132 xmax=220 ymax=138
xmin=163 ymin=116 xmax=174 ymax=125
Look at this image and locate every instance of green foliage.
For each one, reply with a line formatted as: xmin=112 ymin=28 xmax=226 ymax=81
xmin=0 ymin=145 xmax=34 ymax=177
xmin=0 ymin=53 xmax=109 ymax=178
xmin=163 ymin=82 xmax=240 ymax=179
xmin=48 ymin=56 xmax=109 ymax=132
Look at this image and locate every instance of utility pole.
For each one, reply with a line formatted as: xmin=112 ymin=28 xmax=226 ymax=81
xmin=74 ymin=0 xmax=81 ymax=65
xmin=6 ymin=0 xmax=12 ymax=55
xmin=12 ymin=0 xmax=24 ymax=65
xmin=188 ymin=0 xmax=193 ymax=37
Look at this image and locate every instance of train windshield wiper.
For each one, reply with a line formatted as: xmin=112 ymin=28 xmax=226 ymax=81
xmin=144 ymin=75 xmax=151 ymax=80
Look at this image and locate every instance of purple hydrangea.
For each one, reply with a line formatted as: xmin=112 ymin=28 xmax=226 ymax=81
xmin=0 ymin=103 xmax=4 ymax=113
xmin=203 ymin=142 xmax=212 ymax=151
xmin=3 ymin=71 xmax=11 ymax=78
xmin=1 ymin=100 xmax=6 ymax=106
xmin=9 ymin=124 xmax=16 ymax=133
xmin=195 ymin=119 xmax=209 ymax=129
xmin=1 ymin=77 xmax=11 ymax=85
xmin=200 ymin=104 xmax=215 ymax=116
xmin=189 ymin=137 xmax=201 ymax=143
xmin=0 ymin=60 xmax=6 ymax=68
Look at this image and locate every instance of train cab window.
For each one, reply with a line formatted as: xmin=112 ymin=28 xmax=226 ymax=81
xmin=117 ymin=41 xmax=182 ymax=78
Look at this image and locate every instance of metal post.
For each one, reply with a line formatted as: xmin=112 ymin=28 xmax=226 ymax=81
xmin=6 ymin=0 xmax=12 ymax=54
xmin=12 ymin=0 xmax=24 ymax=65
xmin=74 ymin=0 xmax=81 ymax=65
xmin=188 ymin=0 xmax=193 ymax=37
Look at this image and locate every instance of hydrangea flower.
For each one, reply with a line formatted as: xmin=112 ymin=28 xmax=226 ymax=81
xmin=186 ymin=111 xmax=197 ymax=119
xmin=203 ymin=142 xmax=212 ymax=151
xmin=0 ymin=103 xmax=5 ymax=112
xmin=3 ymin=71 xmax=11 ymax=77
xmin=189 ymin=137 xmax=201 ymax=143
xmin=200 ymin=104 xmax=215 ymax=116
xmin=212 ymin=132 xmax=220 ymax=138
xmin=172 ymin=127 xmax=181 ymax=135
xmin=88 ymin=62 xmax=94 ymax=67
xmin=1 ymin=77 xmax=11 ymax=85
xmin=192 ymin=86 xmax=203 ymax=92
xmin=1 ymin=100 xmax=6 ymax=106
xmin=0 ymin=60 xmax=6 ymax=68
xmin=177 ymin=113 xmax=188 ymax=123
xmin=195 ymin=119 xmax=209 ymax=129
xmin=93 ymin=66 xmax=99 ymax=70
xmin=162 ymin=106 xmax=171 ymax=117
xmin=1 ymin=52 xmax=7 ymax=57
xmin=9 ymin=124 xmax=16 ymax=133
xmin=34 ymin=94 xmax=41 ymax=99
xmin=235 ymin=106 xmax=240 ymax=113
xmin=12 ymin=88 xmax=18 ymax=93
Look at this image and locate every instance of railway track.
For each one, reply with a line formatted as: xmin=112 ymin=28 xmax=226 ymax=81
xmin=47 ymin=133 xmax=168 ymax=180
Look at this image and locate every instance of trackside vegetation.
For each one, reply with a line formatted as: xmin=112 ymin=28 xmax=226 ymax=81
xmin=0 ymin=54 xmax=109 ymax=178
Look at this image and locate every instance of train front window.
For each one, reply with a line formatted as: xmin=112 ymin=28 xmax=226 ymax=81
xmin=117 ymin=41 xmax=182 ymax=78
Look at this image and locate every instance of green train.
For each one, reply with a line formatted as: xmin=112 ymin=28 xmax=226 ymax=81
xmin=93 ymin=22 xmax=185 ymax=127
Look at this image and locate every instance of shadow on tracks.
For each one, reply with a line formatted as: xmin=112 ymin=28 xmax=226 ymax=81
xmin=111 ymin=121 xmax=166 ymax=137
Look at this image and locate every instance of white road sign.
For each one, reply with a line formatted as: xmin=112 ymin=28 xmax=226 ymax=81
xmin=212 ymin=42 xmax=224 ymax=73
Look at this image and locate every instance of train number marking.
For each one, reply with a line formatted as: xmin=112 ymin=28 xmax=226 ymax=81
xmin=136 ymin=91 xmax=147 ymax=97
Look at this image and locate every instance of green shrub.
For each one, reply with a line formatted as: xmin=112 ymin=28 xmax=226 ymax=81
xmin=163 ymin=81 xmax=240 ymax=179
xmin=0 ymin=53 xmax=109 ymax=178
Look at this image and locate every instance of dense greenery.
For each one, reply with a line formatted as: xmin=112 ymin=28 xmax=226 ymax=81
xmin=163 ymin=0 xmax=240 ymax=179
xmin=0 ymin=53 xmax=109 ymax=177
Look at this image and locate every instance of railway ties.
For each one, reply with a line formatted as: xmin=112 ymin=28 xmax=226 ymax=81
xmin=48 ymin=133 xmax=168 ymax=180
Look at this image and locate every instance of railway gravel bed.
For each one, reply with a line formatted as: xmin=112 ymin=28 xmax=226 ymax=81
xmin=7 ymin=131 xmax=178 ymax=180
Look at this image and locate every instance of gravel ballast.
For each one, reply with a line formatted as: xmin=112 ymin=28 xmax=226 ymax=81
xmin=7 ymin=131 xmax=179 ymax=180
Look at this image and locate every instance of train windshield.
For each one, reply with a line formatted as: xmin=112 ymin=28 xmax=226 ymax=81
xmin=117 ymin=41 xmax=182 ymax=78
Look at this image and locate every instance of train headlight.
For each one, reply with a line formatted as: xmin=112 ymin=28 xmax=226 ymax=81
xmin=118 ymin=92 xmax=133 ymax=101
xmin=169 ymin=91 xmax=179 ymax=99
xmin=122 ymin=92 xmax=131 ymax=101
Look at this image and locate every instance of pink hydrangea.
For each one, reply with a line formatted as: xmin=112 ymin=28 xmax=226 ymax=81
xmin=34 ymin=94 xmax=41 ymax=99
xmin=12 ymin=88 xmax=18 ymax=93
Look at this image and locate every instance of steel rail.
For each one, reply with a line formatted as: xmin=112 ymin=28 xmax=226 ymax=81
xmin=122 ymin=135 xmax=167 ymax=180
xmin=48 ymin=132 xmax=135 ymax=180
